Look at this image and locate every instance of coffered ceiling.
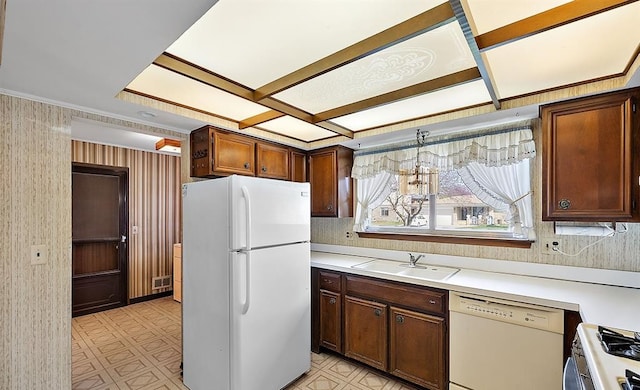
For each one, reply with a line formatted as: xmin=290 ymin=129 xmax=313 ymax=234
xmin=124 ymin=0 xmax=640 ymax=144
xmin=0 ymin=0 xmax=639 ymax=150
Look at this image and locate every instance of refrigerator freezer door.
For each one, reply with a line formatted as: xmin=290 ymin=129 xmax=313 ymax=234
xmin=230 ymin=242 xmax=311 ymax=390
xmin=229 ymin=175 xmax=310 ymax=250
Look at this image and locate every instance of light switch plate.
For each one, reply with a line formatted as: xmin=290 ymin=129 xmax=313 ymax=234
xmin=31 ymin=244 xmax=47 ymax=265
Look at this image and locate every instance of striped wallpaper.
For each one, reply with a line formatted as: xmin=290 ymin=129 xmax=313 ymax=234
xmin=72 ymin=141 xmax=182 ymax=299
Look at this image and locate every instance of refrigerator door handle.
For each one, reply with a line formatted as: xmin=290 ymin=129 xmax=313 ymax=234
xmin=241 ymin=251 xmax=251 ymax=314
xmin=241 ymin=186 xmax=252 ymax=250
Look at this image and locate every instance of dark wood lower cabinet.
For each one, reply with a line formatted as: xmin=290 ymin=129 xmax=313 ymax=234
xmin=390 ymin=307 xmax=445 ymax=389
xmin=313 ymin=269 xmax=448 ymax=390
xmin=319 ymin=290 xmax=342 ymax=352
xmin=344 ymin=296 xmax=388 ymax=371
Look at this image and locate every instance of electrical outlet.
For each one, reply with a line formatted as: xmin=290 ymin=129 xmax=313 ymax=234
xmin=345 ymin=231 xmax=354 ymax=241
xmin=541 ymin=239 xmax=561 ymax=255
xmin=31 ymin=244 xmax=47 ymax=265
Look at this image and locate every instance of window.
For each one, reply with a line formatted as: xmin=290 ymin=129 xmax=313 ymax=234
xmin=352 ymin=123 xmax=536 ymax=243
xmin=369 ymin=168 xmax=510 ymax=235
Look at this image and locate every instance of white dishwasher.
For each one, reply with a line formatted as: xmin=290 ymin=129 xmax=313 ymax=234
xmin=449 ymin=292 xmax=564 ymax=390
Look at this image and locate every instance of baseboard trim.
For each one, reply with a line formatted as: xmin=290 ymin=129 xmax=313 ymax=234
xmin=129 ymin=290 xmax=173 ymax=304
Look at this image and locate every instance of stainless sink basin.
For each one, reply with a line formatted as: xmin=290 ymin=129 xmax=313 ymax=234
xmin=351 ymin=259 xmax=459 ymax=281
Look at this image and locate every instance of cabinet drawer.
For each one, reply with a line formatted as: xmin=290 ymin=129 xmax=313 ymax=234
xmin=346 ymin=275 xmax=445 ymax=315
xmin=319 ymin=271 xmax=342 ymax=292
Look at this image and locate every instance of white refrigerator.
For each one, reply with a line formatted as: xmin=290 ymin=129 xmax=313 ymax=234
xmin=182 ymin=175 xmax=311 ymax=390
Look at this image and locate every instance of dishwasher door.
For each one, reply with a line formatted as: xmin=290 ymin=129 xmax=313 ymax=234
xmin=449 ymin=292 xmax=565 ymax=390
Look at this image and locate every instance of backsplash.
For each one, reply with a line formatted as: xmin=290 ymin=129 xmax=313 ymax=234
xmin=311 ymin=120 xmax=640 ymax=273
xmin=311 ymin=218 xmax=640 ymax=272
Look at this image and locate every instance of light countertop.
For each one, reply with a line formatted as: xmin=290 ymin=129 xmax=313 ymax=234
xmin=310 ymin=244 xmax=640 ymax=331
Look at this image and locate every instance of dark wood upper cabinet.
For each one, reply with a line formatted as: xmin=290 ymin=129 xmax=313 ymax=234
xmin=190 ymin=125 xmax=305 ymax=181
xmin=190 ymin=126 xmax=254 ymax=178
xmin=541 ymin=87 xmax=640 ymax=221
xmin=290 ymin=150 xmax=307 ymax=183
xmin=256 ymin=141 xmax=289 ymax=180
xmin=308 ymin=146 xmax=353 ymax=217
xmin=213 ymin=130 xmax=255 ymax=176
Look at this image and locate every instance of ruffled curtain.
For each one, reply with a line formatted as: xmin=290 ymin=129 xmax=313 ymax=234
xmin=352 ymin=125 xmax=535 ymax=179
xmin=351 ymin=121 xmax=537 ymax=239
xmin=458 ymin=160 xmax=535 ymax=240
xmin=352 ymin=172 xmax=395 ymax=232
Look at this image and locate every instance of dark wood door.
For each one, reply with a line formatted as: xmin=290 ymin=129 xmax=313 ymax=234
xmin=213 ymin=130 xmax=255 ymax=176
xmin=541 ymin=88 xmax=639 ymax=221
xmin=256 ymin=142 xmax=290 ymax=180
xmin=344 ymin=295 xmax=387 ymax=371
xmin=72 ymin=163 xmax=128 ymax=317
xmin=308 ymin=149 xmax=337 ymax=217
xmin=290 ymin=150 xmax=306 ymax=182
xmin=319 ymin=290 xmax=342 ymax=353
xmin=389 ymin=306 xmax=446 ymax=390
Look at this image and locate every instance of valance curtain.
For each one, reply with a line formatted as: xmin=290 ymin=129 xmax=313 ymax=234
xmin=350 ymin=121 xmax=537 ymax=239
xmin=351 ymin=124 xmax=536 ymax=179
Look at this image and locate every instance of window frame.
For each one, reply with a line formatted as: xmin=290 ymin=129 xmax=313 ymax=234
xmin=355 ymin=169 xmax=534 ymax=248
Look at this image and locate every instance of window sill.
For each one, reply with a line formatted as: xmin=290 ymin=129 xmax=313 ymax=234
xmin=356 ymin=231 xmax=533 ymax=249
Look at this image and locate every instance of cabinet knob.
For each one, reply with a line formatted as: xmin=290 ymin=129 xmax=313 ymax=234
xmin=329 ymin=297 xmax=336 ymax=305
xmin=327 ymin=204 xmax=333 ymax=211
xmin=244 ymin=162 xmax=250 ymax=169
xmin=374 ymin=308 xmax=382 ymax=317
xmin=429 ymin=299 xmax=437 ymax=305
xmin=261 ymin=166 xmax=267 ymax=173
xmin=396 ymin=315 xmax=404 ymax=323
xmin=558 ymin=199 xmax=571 ymax=210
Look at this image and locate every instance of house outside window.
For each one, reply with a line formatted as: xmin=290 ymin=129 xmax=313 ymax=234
xmin=351 ymin=122 xmax=536 ymax=242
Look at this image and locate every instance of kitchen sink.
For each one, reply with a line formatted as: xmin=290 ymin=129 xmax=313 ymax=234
xmin=351 ymin=259 xmax=459 ymax=281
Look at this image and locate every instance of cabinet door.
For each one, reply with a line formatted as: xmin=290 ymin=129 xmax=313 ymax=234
xmin=290 ymin=150 xmax=307 ymax=183
xmin=319 ymin=290 xmax=342 ymax=353
xmin=213 ymin=130 xmax=255 ymax=176
xmin=257 ymin=142 xmax=290 ymax=180
xmin=390 ymin=307 xmax=445 ymax=390
xmin=542 ymin=90 xmax=638 ymax=221
xmin=344 ymin=296 xmax=387 ymax=371
xmin=309 ymin=150 xmax=337 ymax=216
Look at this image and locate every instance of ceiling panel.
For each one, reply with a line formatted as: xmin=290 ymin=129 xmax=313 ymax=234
xmin=331 ymin=79 xmax=491 ymax=131
xmin=166 ymin=0 xmax=446 ymax=89
xmin=126 ymin=64 xmax=269 ymax=122
xmin=463 ymin=0 xmax=572 ymax=35
xmin=258 ymin=116 xmax=337 ymax=142
xmin=485 ymin=2 xmax=640 ymax=99
xmin=273 ymin=22 xmax=476 ymax=114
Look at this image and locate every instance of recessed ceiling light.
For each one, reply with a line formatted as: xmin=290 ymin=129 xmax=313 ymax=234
xmin=137 ymin=111 xmax=157 ymax=118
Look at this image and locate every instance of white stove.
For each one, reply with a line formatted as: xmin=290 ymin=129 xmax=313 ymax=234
xmin=571 ymin=324 xmax=640 ymax=390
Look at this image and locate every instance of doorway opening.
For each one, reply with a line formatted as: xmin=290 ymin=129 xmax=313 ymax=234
xmin=72 ymin=162 xmax=128 ymax=317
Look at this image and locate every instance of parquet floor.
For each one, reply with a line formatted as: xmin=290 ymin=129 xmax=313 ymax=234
xmin=72 ymin=297 xmax=418 ymax=390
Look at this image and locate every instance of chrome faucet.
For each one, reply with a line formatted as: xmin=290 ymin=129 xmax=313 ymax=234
xmin=408 ymin=253 xmax=424 ymax=268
